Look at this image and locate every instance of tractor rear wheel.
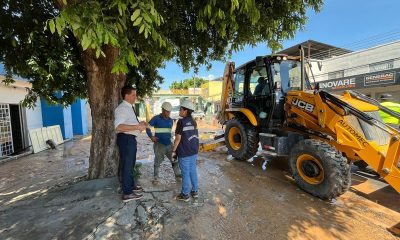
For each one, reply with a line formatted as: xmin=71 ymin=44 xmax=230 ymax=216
xmin=289 ymin=139 xmax=351 ymax=199
xmin=225 ymin=119 xmax=259 ymax=160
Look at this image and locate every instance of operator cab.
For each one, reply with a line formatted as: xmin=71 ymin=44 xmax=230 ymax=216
xmin=230 ymin=54 xmax=304 ymax=129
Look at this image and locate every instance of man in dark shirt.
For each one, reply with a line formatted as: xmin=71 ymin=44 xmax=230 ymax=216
xmin=254 ymin=76 xmax=266 ymax=96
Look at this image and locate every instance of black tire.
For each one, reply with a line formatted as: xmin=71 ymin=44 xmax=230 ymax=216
xmin=225 ymin=119 xmax=259 ymax=160
xmin=289 ymin=139 xmax=351 ymax=200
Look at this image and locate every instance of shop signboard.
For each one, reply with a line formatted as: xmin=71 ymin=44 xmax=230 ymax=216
xmin=317 ymin=68 xmax=400 ymax=91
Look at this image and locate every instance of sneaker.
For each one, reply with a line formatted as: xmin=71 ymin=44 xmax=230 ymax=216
xmin=190 ymin=191 xmax=199 ymax=199
xmin=176 ymin=193 xmax=190 ymax=202
xmin=132 ymin=185 xmax=143 ymax=193
xmin=122 ymin=193 xmax=143 ymax=202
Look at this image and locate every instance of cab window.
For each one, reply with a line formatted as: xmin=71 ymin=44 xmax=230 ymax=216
xmin=249 ymin=66 xmax=269 ymax=96
xmin=233 ymin=69 xmax=245 ymax=102
xmin=271 ymin=60 xmax=301 ymax=93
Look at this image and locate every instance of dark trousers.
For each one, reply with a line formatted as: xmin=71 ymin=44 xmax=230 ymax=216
xmin=117 ymin=133 xmax=137 ymax=195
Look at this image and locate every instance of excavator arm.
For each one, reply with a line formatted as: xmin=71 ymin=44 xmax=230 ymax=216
xmin=287 ymin=90 xmax=400 ymax=193
xmin=218 ymin=62 xmax=235 ymax=125
xmin=319 ymin=91 xmax=400 ymax=192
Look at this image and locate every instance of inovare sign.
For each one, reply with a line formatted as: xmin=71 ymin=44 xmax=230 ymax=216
xmin=317 ymin=68 xmax=399 ymax=91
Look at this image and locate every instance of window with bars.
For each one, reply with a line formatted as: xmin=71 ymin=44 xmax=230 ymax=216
xmin=0 ymin=104 xmax=14 ymax=156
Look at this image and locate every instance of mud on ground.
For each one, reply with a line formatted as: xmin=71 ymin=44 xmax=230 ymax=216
xmin=0 ymin=122 xmax=399 ymax=239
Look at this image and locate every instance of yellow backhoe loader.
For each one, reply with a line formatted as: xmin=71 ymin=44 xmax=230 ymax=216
xmin=215 ymin=48 xmax=400 ymax=199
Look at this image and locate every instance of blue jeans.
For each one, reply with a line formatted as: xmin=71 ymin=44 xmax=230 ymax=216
xmin=178 ymin=154 xmax=198 ymax=195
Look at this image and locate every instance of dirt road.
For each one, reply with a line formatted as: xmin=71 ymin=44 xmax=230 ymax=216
xmin=160 ymin=149 xmax=399 ymax=239
xmin=0 ymin=123 xmax=399 ymax=239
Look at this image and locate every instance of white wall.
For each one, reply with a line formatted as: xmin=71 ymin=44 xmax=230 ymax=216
xmin=0 ymin=79 xmax=43 ymax=130
xmin=311 ymin=41 xmax=400 ymax=82
xmin=26 ymin=99 xmax=43 ymax=130
xmin=0 ymin=83 xmax=29 ymax=104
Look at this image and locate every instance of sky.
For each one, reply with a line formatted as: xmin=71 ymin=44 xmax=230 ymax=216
xmin=158 ymin=0 xmax=400 ymax=89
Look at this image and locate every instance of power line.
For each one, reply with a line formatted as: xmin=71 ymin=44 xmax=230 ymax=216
xmin=311 ymin=29 xmax=400 ymax=57
xmin=310 ymin=36 xmax=400 ymax=59
xmin=338 ymin=29 xmax=400 ymax=49
xmin=310 ymin=38 xmax=400 ymax=60
xmin=307 ymin=29 xmax=400 ymax=59
xmin=310 ymin=57 xmax=400 ymax=79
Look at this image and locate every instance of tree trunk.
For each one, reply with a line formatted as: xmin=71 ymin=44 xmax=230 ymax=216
xmin=83 ymin=45 xmax=126 ymax=179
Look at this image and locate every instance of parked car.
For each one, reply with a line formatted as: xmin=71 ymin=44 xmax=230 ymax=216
xmin=192 ymin=111 xmax=205 ymax=120
xmin=170 ymin=105 xmax=180 ymax=120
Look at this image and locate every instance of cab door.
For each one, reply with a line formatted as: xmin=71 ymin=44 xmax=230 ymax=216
xmin=244 ymin=61 xmax=275 ymax=128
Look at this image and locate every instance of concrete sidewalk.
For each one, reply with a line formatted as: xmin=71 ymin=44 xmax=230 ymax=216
xmin=0 ymin=134 xmax=183 ymax=239
xmin=0 ymin=176 xmax=180 ymax=239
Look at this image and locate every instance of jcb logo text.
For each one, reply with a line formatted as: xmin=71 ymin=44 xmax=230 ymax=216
xmin=292 ymin=98 xmax=314 ymax=112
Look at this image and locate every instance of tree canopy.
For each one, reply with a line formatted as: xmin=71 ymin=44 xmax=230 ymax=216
xmin=0 ymin=0 xmax=323 ymax=178
xmin=169 ymin=77 xmax=207 ymax=90
xmin=1 ymin=0 xmax=322 ymax=105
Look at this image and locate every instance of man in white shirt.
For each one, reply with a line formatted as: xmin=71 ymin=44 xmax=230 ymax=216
xmin=115 ymin=85 xmax=147 ymax=202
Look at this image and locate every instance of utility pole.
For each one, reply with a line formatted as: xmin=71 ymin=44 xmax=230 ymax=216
xmin=193 ymin=75 xmax=196 ymax=95
xmin=181 ymin=79 xmax=183 ymax=97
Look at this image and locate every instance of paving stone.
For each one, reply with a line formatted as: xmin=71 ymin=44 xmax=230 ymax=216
xmin=136 ymin=205 xmax=148 ymax=225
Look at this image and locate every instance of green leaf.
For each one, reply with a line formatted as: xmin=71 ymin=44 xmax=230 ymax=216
xmin=139 ymin=24 xmax=145 ymax=33
xmin=96 ymin=25 xmax=103 ymax=42
xmin=133 ymin=17 xmax=142 ymax=26
xmin=117 ymin=23 xmax=123 ymax=33
xmin=111 ymin=65 xmax=119 ymax=74
xmin=96 ymin=49 xmax=101 ymax=58
xmin=62 ymin=0 xmax=67 ymax=5
xmin=104 ymin=33 xmax=109 ymax=44
xmin=55 ymin=17 xmax=62 ymax=35
xmin=142 ymin=13 xmax=152 ymax=23
xmin=81 ymin=34 xmax=91 ymax=50
xmin=109 ymin=35 xmax=118 ymax=45
xmin=71 ymin=22 xmax=80 ymax=30
xmin=127 ymin=51 xmax=137 ymax=66
xmin=144 ymin=29 xmax=148 ymax=38
xmin=49 ymin=20 xmax=55 ymax=33
xmin=131 ymin=9 xmax=141 ymax=21
xmin=118 ymin=5 xmax=122 ymax=16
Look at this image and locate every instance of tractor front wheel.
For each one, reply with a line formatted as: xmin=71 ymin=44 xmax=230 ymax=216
xmin=225 ymin=119 xmax=259 ymax=160
xmin=289 ymin=139 xmax=351 ymax=200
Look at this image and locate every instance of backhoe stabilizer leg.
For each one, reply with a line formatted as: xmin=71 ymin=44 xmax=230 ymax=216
xmin=381 ymin=136 xmax=400 ymax=193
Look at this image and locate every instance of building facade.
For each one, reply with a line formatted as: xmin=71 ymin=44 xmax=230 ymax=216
xmin=310 ymin=41 xmax=400 ymax=102
xmin=200 ymin=78 xmax=223 ymax=116
xmin=0 ymin=78 xmax=43 ymax=156
xmin=0 ymin=75 xmax=90 ymax=157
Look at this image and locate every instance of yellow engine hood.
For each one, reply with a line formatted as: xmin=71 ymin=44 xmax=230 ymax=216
xmin=335 ymin=92 xmax=378 ymax=112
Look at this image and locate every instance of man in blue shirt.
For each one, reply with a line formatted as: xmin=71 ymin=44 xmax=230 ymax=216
xmin=146 ymin=102 xmax=181 ymax=184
